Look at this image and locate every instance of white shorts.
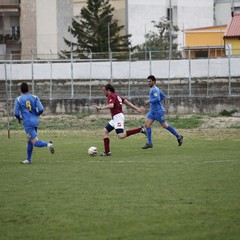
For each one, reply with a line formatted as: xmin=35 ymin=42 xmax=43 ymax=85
xmin=109 ymin=113 xmax=125 ymax=130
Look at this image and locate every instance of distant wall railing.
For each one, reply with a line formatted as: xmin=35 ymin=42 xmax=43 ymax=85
xmin=0 ymin=49 xmax=240 ymax=101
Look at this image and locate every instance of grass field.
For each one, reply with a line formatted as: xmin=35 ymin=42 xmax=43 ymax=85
xmin=0 ymin=115 xmax=240 ymax=240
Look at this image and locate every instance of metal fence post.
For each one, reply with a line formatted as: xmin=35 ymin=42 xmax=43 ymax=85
xmin=9 ymin=54 xmax=12 ymax=100
xmin=149 ymin=49 xmax=152 ymax=75
xmin=128 ymin=50 xmax=131 ymax=99
xmin=89 ymin=49 xmax=92 ymax=100
xmin=109 ymin=51 xmax=112 ymax=83
xmin=50 ymin=49 xmax=53 ymax=100
xmin=188 ymin=49 xmax=192 ymax=96
xmin=207 ymin=47 xmax=210 ymax=97
xmin=4 ymin=63 xmax=10 ymax=138
xmin=227 ymin=45 xmax=232 ymax=96
xmin=71 ymin=51 xmax=74 ymax=98
xmin=31 ymin=50 xmax=34 ymax=94
xmin=167 ymin=50 xmax=171 ymax=97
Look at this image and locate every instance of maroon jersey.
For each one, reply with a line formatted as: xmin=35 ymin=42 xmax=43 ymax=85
xmin=108 ymin=92 xmax=125 ymax=117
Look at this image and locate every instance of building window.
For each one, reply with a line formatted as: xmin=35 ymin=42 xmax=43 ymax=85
xmin=195 ymin=51 xmax=208 ymax=58
xmin=234 ymin=6 xmax=240 ymax=13
xmin=167 ymin=8 xmax=172 ymax=21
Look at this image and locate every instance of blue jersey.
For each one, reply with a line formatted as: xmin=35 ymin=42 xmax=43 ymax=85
xmin=149 ymin=85 xmax=166 ymax=112
xmin=14 ymin=93 xmax=44 ymax=129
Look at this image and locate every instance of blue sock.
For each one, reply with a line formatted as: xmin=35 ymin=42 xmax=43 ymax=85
xmin=27 ymin=142 xmax=33 ymax=161
xmin=34 ymin=140 xmax=48 ymax=147
xmin=166 ymin=125 xmax=180 ymax=138
xmin=147 ymin=128 xmax=152 ymax=144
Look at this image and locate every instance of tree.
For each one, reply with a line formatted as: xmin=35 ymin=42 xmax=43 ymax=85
xmin=137 ymin=17 xmax=180 ymax=59
xmin=63 ymin=0 xmax=132 ymax=57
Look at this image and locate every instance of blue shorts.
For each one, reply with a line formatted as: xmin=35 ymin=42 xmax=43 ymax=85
xmin=146 ymin=111 xmax=166 ymax=124
xmin=24 ymin=127 xmax=38 ymax=141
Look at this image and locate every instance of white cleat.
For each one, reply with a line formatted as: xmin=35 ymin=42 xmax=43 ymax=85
xmin=20 ymin=159 xmax=31 ymax=164
xmin=47 ymin=141 xmax=55 ymax=154
xmin=140 ymin=125 xmax=147 ymax=137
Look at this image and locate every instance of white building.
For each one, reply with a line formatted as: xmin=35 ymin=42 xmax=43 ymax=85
xmin=2 ymin=0 xmax=240 ymax=58
xmin=127 ymin=0 xmax=214 ymax=49
xmin=20 ymin=0 xmax=73 ymax=58
xmin=214 ymin=0 xmax=240 ymax=25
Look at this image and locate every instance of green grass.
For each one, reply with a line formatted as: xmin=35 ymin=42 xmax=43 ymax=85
xmin=0 ymin=126 xmax=240 ymax=240
xmin=0 ymin=114 xmax=204 ymax=131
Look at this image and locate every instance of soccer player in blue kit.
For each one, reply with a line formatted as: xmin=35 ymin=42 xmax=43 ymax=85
xmin=14 ymin=82 xmax=55 ymax=164
xmin=142 ymin=75 xmax=183 ymax=149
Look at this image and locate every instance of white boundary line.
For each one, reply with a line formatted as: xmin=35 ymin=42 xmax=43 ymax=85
xmin=1 ymin=159 xmax=239 ymax=164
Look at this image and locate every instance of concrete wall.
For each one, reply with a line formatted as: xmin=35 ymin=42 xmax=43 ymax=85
xmin=1 ymin=77 xmax=240 ymax=116
xmin=1 ymin=58 xmax=240 ymax=81
xmin=1 ymin=58 xmax=240 ymax=115
xmin=1 ymin=95 xmax=240 ymax=116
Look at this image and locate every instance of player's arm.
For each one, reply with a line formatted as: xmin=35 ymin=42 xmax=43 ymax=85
xmin=36 ymin=97 xmax=44 ymax=116
xmin=14 ymin=98 xmax=22 ymax=124
xmin=149 ymin=90 xmax=162 ymax=104
xmin=96 ymin=103 xmax=114 ymax=111
xmin=159 ymin=91 xmax=166 ymax=101
xmin=123 ymin=99 xmax=144 ymax=113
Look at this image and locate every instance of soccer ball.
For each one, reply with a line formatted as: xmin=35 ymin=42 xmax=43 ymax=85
xmin=88 ymin=146 xmax=98 ymax=156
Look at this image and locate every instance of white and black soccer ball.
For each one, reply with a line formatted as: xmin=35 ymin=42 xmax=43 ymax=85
xmin=88 ymin=146 xmax=98 ymax=156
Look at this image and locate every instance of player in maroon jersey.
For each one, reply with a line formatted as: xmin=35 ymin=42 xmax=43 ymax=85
xmin=95 ymin=83 xmax=146 ymax=156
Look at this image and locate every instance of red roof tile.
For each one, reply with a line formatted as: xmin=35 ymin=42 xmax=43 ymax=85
xmin=224 ymin=13 xmax=240 ymax=38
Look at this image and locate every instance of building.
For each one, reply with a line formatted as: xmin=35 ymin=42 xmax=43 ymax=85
xmin=1 ymin=0 xmax=240 ymax=59
xmin=224 ymin=13 xmax=240 ymax=55
xmin=184 ymin=25 xmax=227 ymax=58
xmin=126 ymin=0 xmax=215 ymax=49
xmin=20 ymin=0 xmax=73 ymax=59
xmin=0 ymin=0 xmax=20 ymax=59
xmin=214 ymin=0 xmax=240 ymax=25
xmin=0 ymin=0 xmax=73 ymax=60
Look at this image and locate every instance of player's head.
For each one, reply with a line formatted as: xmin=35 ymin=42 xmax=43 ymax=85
xmin=103 ymin=83 xmax=115 ymax=96
xmin=20 ymin=82 xmax=29 ymax=93
xmin=104 ymin=84 xmax=115 ymax=93
xmin=147 ymin=75 xmax=156 ymax=82
xmin=147 ymin=75 xmax=156 ymax=87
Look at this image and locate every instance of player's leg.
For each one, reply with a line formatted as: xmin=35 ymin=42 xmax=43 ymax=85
xmin=21 ymin=127 xmax=37 ymax=164
xmin=114 ymin=113 xmax=146 ymax=139
xmin=160 ymin=118 xmax=183 ymax=146
xmin=142 ymin=112 xmax=154 ymax=149
xmin=30 ymin=128 xmax=55 ymax=153
xmin=101 ymin=121 xmax=114 ymax=156
xmin=32 ymin=138 xmax=55 ymax=153
xmin=124 ymin=126 xmax=146 ymax=137
xmin=118 ymin=127 xmax=146 ymax=139
xmin=21 ymin=141 xmax=33 ymax=164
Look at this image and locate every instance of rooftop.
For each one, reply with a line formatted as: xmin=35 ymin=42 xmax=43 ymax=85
xmin=224 ymin=13 xmax=240 ymax=38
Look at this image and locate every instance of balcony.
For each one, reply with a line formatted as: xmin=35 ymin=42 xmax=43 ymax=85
xmin=0 ymin=0 xmax=20 ymax=17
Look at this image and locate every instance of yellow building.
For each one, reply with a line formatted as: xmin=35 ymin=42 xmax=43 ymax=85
xmin=224 ymin=13 xmax=240 ymax=55
xmin=184 ymin=25 xmax=227 ymax=59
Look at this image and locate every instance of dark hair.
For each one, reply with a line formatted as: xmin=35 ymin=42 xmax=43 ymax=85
xmin=147 ymin=75 xmax=156 ymax=82
xmin=20 ymin=82 xmax=29 ymax=93
xmin=104 ymin=83 xmax=115 ymax=93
